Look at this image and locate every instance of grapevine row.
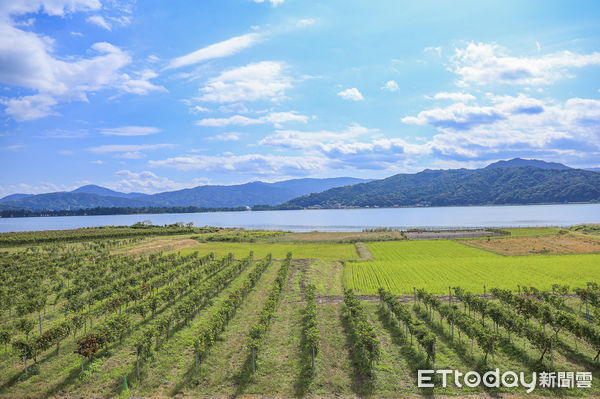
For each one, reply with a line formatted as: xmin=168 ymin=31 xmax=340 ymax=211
xmin=378 ymin=288 xmax=435 ymax=364
xmin=191 ymin=254 xmax=273 ymax=371
xmin=343 ymin=289 xmax=380 ymax=377
xmin=247 ymin=252 xmax=292 ymax=371
xmin=491 ymin=288 xmax=600 ymax=361
xmin=303 ymin=283 xmax=319 ymax=376
xmin=416 ymin=289 xmax=498 ymax=364
xmin=453 ymin=287 xmax=553 ymax=362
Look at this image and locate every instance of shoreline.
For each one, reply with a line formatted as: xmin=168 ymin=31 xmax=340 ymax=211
xmin=1 ymin=200 xmax=599 ymax=219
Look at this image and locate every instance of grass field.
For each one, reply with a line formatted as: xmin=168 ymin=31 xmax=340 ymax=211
xmin=345 ymin=240 xmax=600 ymax=294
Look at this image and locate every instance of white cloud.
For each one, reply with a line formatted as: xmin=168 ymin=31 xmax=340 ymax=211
xmin=402 ymin=94 xmax=600 ymax=160
xmin=196 ymin=111 xmax=308 ymax=127
xmin=196 ymin=61 xmax=292 ymax=103
xmin=297 ymin=18 xmax=315 ymax=27
xmin=0 ymin=144 xmax=24 ymax=151
xmin=337 ymin=87 xmax=364 ymax=101
xmin=0 ymin=181 xmax=74 ymax=197
xmin=0 ymin=5 xmax=165 ymax=121
xmin=0 ymin=1 xmax=101 ymax=17
xmin=101 ymin=126 xmax=162 ymax=136
xmin=44 ymin=128 xmax=88 ymax=138
xmin=0 ymin=94 xmax=58 ymax=122
xmin=425 ymin=46 xmax=442 ymax=56
xmin=218 ymin=103 xmax=248 ymax=113
xmin=189 ymin=105 xmax=210 ymax=114
xmin=431 ymin=92 xmax=476 ymax=102
xmin=86 ymin=15 xmax=111 ymax=30
xmin=112 ymin=170 xmax=209 ymax=193
xmin=253 ymin=0 xmax=285 ymax=6
xmin=146 ymin=54 xmax=160 ymax=63
xmin=452 ymin=42 xmax=600 ymax=86
xmin=92 ymin=160 xmax=103 ymax=164
xmin=259 ymin=123 xmax=428 ymax=170
xmin=88 ymin=144 xmax=174 ymax=153
xmin=208 ymin=133 xmax=241 ymax=141
xmin=381 ymin=80 xmax=399 ymax=92
xmin=165 ymin=33 xmax=261 ymax=70
xmin=150 ymin=153 xmax=323 ymax=175
xmin=260 ymin=123 xmax=376 ymax=149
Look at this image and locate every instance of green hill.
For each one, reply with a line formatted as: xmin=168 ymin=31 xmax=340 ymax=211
xmin=281 ymin=166 xmax=600 ymax=208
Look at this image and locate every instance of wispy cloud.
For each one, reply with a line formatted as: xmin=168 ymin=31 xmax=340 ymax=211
xmin=208 ymin=133 xmax=241 ymax=141
xmin=253 ymin=0 xmax=285 ymax=6
xmin=297 ymin=18 xmax=315 ymax=27
xmin=0 ymin=144 xmax=25 ymax=151
xmin=196 ymin=111 xmax=308 ymax=127
xmin=165 ymin=33 xmax=262 ymax=70
xmin=86 ymin=15 xmax=111 ymax=30
xmin=150 ymin=153 xmax=323 ymax=175
xmin=112 ymin=170 xmax=209 ymax=193
xmin=88 ymin=144 xmax=175 ymax=153
xmin=101 ymin=126 xmax=162 ymax=136
xmin=430 ymin=92 xmax=476 ymax=102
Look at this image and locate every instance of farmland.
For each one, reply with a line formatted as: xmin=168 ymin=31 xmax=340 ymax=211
xmin=344 ymin=240 xmax=600 ymax=294
xmin=0 ymin=225 xmax=598 ymax=398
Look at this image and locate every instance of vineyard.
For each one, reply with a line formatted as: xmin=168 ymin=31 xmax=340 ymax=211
xmin=0 ymin=226 xmax=599 ymax=397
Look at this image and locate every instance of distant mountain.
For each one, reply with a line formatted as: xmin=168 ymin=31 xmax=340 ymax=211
xmin=140 ymin=177 xmax=369 ymax=208
xmin=0 ymin=177 xmax=370 ymax=211
xmin=485 ymin=158 xmax=571 ymax=170
xmin=281 ymin=164 xmax=600 ymax=209
xmin=0 ymin=192 xmax=144 ymax=211
xmin=269 ymin=177 xmax=369 ymax=197
xmin=586 ymin=168 xmax=600 ymax=173
xmin=0 ymin=193 xmax=34 ymax=203
xmin=71 ymin=185 xmax=146 ymax=198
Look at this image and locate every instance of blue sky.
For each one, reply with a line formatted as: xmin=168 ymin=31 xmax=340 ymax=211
xmin=1 ymin=0 xmax=600 ymax=196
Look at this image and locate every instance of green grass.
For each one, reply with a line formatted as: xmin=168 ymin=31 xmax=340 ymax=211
xmin=345 ymin=240 xmax=600 ymax=294
xmin=179 ymin=242 xmax=358 ymax=261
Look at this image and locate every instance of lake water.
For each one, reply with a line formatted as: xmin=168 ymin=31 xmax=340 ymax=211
xmin=0 ymin=203 xmax=599 ymax=233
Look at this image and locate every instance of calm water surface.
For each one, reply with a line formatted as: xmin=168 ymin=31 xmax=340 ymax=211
xmin=0 ymin=203 xmax=599 ymax=232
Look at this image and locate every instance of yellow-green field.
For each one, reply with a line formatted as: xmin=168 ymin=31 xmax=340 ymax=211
xmin=345 ymin=240 xmax=600 ymax=294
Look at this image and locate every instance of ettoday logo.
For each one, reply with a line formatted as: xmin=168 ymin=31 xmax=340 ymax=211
xmin=418 ymin=369 xmax=593 ymax=392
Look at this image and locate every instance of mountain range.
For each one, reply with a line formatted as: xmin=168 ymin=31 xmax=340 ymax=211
xmin=0 ymin=177 xmax=369 ymax=211
xmin=1 ymin=159 xmax=599 ymax=212
xmin=281 ymin=159 xmax=600 ymax=209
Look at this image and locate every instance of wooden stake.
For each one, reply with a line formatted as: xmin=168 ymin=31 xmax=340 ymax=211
xmin=312 ymin=346 xmax=315 ymax=377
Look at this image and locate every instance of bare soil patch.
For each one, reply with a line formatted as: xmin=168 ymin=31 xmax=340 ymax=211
xmin=353 ymin=242 xmax=374 ymax=260
xmin=406 ymin=230 xmax=504 ymax=240
xmin=116 ymin=237 xmax=199 ymax=255
xmin=463 ymin=233 xmax=600 ymax=255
